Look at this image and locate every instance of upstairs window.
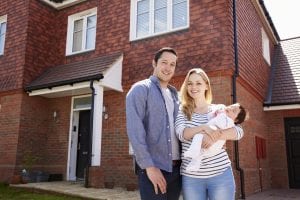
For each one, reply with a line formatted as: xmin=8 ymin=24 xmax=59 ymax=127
xmin=262 ymin=28 xmax=270 ymax=65
xmin=66 ymin=8 xmax=97 ymax=55
xmin=0 ymin=15 xmax=7 ymax=55
xmin=130 ymin=0 xmax=189 ymax=41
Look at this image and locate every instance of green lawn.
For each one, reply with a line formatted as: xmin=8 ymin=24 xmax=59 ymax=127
xmin=0 ymin=183 xmax=82 ymax=200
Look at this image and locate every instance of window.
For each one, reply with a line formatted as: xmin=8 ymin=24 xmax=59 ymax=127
xmin=262 ymin=28 xmax=270 ymax=65
xmin=130 ymin=0 xmax=189 ymax=40
xmin=66 ymin=8 xmax=97 ymax=55
xmin=0 ymin=15 xmax=7 ymax=55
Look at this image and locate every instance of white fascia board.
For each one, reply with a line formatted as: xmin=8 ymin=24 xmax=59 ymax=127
xmin=27 ymin=81 xmax=91 ymax=96
xmin=100 ymin=55 xmax=123 ymax=92
xmin=40 ymin=0 xmax=87 ymax=10
xmin=264 ymin=104 xmax=300 ymax=111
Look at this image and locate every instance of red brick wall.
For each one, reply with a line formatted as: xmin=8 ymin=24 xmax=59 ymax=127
xmin=266 ymin=109 xmax=300 ymax=188
xmin=10 ymin=93 xmax=71 ymax=179
xmin=0 ymin=91 xmax=22 ymax=183
xmin=0 ymin=1 xmax=28 ymax=91
xmin=236 ymin=0 xmax=275 ymax=99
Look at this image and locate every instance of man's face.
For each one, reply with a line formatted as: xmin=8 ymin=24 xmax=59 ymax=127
xmin=153 ymin=51 xmax=177 ymax=85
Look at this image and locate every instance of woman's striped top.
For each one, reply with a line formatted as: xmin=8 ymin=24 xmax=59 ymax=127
xmin=175 ymin=104 xmax=244 ymax=178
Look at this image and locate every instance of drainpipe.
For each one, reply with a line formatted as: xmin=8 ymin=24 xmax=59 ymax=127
xmin=85 ymin=80 xmax=95 ymax=188
xmin=233 ymin=0 xmax=245 ymax=199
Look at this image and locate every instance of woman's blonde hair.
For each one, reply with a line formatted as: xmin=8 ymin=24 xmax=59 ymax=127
xmin=180 ymin=68 xmax=212 ymax=120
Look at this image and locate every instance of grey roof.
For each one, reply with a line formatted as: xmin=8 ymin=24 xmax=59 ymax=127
xmin=265 ymin=37 xmax=300 ymax=106
xmin=25 ymin=52 xmax=122 ymax=91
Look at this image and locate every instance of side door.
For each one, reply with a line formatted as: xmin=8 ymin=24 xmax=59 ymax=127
xmin=285 ymin=117 xmax=300 ymax=188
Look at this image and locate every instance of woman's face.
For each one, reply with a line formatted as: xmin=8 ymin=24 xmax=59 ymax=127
xmin=187 ymin=73 xmax=208 ymax=100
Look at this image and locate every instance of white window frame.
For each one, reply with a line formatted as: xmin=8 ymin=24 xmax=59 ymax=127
xmin=130 ymin=0 xmax=189 ymax=41
xmin=66 ymin=7 xmax=97 ymax=56
xmin=262 ymin=28 xmax=270 ymax=65
xmin=0 ymin=15 xmax=7 ymax=55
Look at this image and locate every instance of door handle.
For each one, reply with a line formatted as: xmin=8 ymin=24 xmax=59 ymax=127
xmin=82 ymin=151 xmax=88 ymax=155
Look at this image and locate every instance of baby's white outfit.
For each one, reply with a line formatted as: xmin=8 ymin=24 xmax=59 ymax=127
xmin=185 ymin=110 xmax=235 ymax=171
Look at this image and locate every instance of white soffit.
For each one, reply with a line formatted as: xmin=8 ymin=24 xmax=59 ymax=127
xmin=40 ymin=0 xmax=87 ymax=10
xmin=264 ymin=104 xmax=300 ymax=111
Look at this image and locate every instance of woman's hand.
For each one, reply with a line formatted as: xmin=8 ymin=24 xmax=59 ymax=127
xmin=202 ymin=130 xmax=222 ymax=149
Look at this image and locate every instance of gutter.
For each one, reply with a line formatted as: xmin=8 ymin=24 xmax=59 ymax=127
xmin=233 ymin=0 xmax=245 ymax=199
xmin=85 ymin=80 xmax=95 ymax=188
xmin=258 ymin=0 xmax=280 ymax=41
xmin=25 ymin=74 xmax=104 ymax=92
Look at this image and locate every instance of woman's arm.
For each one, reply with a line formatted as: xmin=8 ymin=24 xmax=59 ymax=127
xmin=182 ymin=124 xmax=212 ymax=140
xmin=202 ymin=125 xmax=244 ymax=148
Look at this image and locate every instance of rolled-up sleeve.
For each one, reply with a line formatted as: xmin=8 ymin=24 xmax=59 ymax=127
xmin=234 ymin=124 xmax=244 ymax=140
xmin=126 ymin=85 xmax=154 ymax=169
xmin=175 ymin=110 xmax=189 ymax=142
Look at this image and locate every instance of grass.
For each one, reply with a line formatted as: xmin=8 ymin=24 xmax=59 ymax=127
xmin=0 ymin=183 xmax=82 ymax=200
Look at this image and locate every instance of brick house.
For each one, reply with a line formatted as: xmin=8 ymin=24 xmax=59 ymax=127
xmin=0 ymin=0 xmax=299 ymax=198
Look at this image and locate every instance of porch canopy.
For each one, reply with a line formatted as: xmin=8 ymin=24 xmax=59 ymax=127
xmin=25 ymin=52 xmax=123 ymax=97
xmin=264 ymin=37 xmax=300 ymax=111
xmin=24 ymin=52 xmax=123 ymax=167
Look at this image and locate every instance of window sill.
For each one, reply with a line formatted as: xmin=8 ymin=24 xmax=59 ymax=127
xmin=130 ymin=26 xmax=189 ymax=42
xmin=66 ymin=49 xmax=95 ymax=57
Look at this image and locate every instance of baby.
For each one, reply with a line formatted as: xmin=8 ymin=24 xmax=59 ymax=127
xmin=185 ymin=103 xmax=247 ymax=171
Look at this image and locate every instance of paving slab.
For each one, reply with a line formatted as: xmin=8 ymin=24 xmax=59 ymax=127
xmin=11 ymin=182 xmax=300 ymax=200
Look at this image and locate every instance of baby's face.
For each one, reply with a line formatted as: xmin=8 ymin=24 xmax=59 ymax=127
xmin=225 ymin=104 xmax=241 ymax=121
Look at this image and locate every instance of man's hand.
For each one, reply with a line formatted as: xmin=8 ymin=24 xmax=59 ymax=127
xmin=202 ymin=130 xmax=222 ymax=149
xmin=146 ymin=167 xmax=167 ymax=194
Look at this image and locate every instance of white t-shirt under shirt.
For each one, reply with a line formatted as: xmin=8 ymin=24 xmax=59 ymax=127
xmin=162 ymin=88 xmax=180 ymax=161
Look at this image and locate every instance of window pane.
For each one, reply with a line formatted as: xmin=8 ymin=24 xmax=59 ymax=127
xmin=173 ymin=1 xmax=187 ymax=28
xmin=0 ymin=22 xmax=6 ymax=54
xmin=86 ymin=15 xmax=96 ymax=50
xmin=137 ymin=13 xmax=149 ymax=37
xmin=73 ymin=96 xmax=92 ymax=109
xmin=155 ymin=0 xmax=167 ymax=9
xmin=72 ymin=19 xmax=83 ymax=52
xmin=173 ymin=0 xmax=185 ymax=4
xmin=155 ymin=8 xmax=167 ymax=33
xmin=0 ymin=35 xmax=4 ymax=54
xmin=0 ymin=22 xmax=6 ymax=35
xmin=74 ymin=19 xmax=83 ymax=32
xmin=87 ymin=15 xmax=96 ymax=28
xmin=137 ymin=0 xmax=149 ymax=14
xmin=86 ymin=27 xmax=95 ymax=49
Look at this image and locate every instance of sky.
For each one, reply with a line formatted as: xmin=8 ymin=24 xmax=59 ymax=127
xmin=264 ymin=0 xmax=300 ymax=40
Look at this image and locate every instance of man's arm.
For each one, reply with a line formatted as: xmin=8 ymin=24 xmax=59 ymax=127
xmin=126 ymin=84 xmax=167 ymax=194
xmin=126 ymin=85 xmax=154 ymax=169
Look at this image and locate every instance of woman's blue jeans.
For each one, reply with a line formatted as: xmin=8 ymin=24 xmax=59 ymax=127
xmin=182 ymin=167 xmax=235 ymax=200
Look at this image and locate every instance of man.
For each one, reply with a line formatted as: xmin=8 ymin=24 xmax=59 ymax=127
xmin=126 ymin=47 xmax=181 ymax=200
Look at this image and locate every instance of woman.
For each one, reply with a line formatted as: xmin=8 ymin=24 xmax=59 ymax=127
xmin=175 ymin=68 xmax=244 ymax=200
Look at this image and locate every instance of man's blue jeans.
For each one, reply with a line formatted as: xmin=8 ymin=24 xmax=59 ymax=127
xmin=136 ymin=164 xmax=182 ymax=200
xmin=182 ymin=167 xmax=235 ymax=200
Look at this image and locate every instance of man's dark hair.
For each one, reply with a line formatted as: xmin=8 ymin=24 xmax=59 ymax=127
xmin=154 ymin=47 xmax=178 ymax=63
xmin=235 ymin=105 xmax=247 ymax=124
